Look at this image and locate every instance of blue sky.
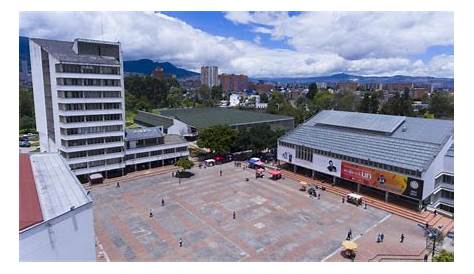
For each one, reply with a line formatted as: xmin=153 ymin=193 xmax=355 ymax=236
xmin=19 ymin=11 xmax=454 ymax=78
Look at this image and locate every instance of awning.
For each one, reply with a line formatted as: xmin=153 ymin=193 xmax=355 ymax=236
xmin=89 ymin=173 xmax=103 ymax=180
xmin=342 ymin=240 xmax=358 ymax=250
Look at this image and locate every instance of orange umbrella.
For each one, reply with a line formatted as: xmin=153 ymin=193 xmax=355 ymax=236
xmin=342 ymin=240 xmax=358 ymax=250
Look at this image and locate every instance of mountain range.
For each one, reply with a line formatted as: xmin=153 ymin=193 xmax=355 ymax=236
xmin=19 ymin=36 xmax=453 ymax=87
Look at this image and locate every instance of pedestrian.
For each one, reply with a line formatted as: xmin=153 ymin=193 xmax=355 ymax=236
xmin=179 ymin=238 xmax=183 ymax=247
xmin=161 ymin=198 xmax=165 ymax=207
xmin=349 ymin=228 xmax=352 ymax=239
xmin=318 ymin=193 xmax=321 ymax=199
xmin=172 ymin=171 xmax=174 ymax=178
xmin=364 ymin=203 xmax=367 ymax=209
xmin=149 ymin=209 xmax=153 ymax=218
xmin=342 ymin=197 xmax=345 ymax=203
xmin=220 ymin=170 xmax=222 ymax=176
xmin=425 ymin=222 xmax=429 ymax=229
xmin=380 ymin=233 xmax=384 ymax=242
xmin=400 ymin=233 xmax=405 ymax=243
xmin=424 ymin=254 xmax=429 ymax=262
xmin=377 ymin=234 xmax=381 ymax=243
xmin=116 ymin=182 xmax=120 ymax=188
xmin=434 ymin=209 xmax=437 ymax=216
xmin=233 ymin=211 xmax=236 ymax=220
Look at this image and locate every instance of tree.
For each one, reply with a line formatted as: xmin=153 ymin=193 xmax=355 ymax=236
xmin=260 ymin=93 xmax=269 ymax=103
xmin=312 ymin=91 xmax=335 ymax=112
xmin=359 ymin=91 xmax=380 ymax=113
xmin=231 ymin=125 xmax=285 ymax=154
xmin=175 ymin=157 xmax=194 ymax=170
xmin=306 ymin=83 xmax=318 ymax=100
xmin=429 ymin=92 xmax=454 ymax=119
xmin=197 ymin=125 xmax=238 ymax=155
xmin=166 ymin=86 xmax=184 ymax=108
xmin=333 ymin=90 xmax=359 ymax=111
xmin=211 ymin=85 xmax=223 ymax=101
xmin=433 ymin=250 xmax=454 ymax=262
xmin=125 ymin=75 xmax=179 ymax=109
xmin=380 ymin=91 xmax=414 ymax=116
xmin=19 ymin=87 xmax=35 ymax=131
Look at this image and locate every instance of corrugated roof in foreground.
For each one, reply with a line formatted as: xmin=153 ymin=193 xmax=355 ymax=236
xmin=30 ymin=38 xmax=120 ymax=66
xmin=29 ymin=153 xmax=92 ymax=221
xmin=19 ymin=154 xmax=43 ymax=231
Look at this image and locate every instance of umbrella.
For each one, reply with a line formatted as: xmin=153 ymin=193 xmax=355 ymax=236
xmin=342 ymin=240 xmax=358 ymax=250
xmin=300 ymin=181 xmax=308 ymax=185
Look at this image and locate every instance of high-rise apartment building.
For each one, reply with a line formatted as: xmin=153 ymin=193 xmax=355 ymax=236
xmin=29 ymin=38 xmax=126 ymax=181
xmin=219 ymin=73 xmax=249 ymax=92
xmin=200 ymin=66 xmax=219 ymax=88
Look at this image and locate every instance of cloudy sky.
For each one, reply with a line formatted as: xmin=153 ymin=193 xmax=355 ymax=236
xmin=20 ymin=11 xmax=454 ymax=78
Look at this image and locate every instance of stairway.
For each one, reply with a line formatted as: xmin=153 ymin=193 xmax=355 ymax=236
xmin=280 ymin=169 xmax=454 ymax=234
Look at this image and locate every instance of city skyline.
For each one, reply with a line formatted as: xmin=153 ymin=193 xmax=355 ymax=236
xmin=19 ymin=11 xmax=453 ymax=78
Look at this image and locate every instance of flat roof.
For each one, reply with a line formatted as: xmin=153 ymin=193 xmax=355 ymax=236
xmin=307 ymin=110 xmax=406 ymax=134
xmin=30 ymin=38 xmax=120 ymax=66
xmin=28 ymin=153 xmax=92 ymax=223
xmin=19 ymin=154 xmax=43 ymax=231
xmin=159 ymin=108 xmax=294 ymax=129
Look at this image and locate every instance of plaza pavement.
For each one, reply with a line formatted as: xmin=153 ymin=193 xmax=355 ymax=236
xmin=92 ymin=162 xmax=427 ymax=262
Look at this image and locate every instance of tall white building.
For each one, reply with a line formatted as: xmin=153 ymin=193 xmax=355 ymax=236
xmin=30 ymin=38 xmax=126 ymax=181
xmin=200 ymin=66 xmax=219 ymax=88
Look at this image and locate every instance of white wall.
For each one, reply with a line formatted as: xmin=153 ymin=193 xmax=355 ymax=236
xmin=29 ymin=41 xmax=48 ymax=152
xmin=277 ymin=145 xmax=341 ymax=177
xmin=421 ymin=137 xmax=454 ymax=200
xmin=19 ymin=204 xmax=95 ymax=262
xmin=167 ymin=118 xmax=191 ymax=136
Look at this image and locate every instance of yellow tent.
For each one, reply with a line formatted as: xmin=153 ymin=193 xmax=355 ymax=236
xmin=342 ymin=240 xmax=358 ymax=250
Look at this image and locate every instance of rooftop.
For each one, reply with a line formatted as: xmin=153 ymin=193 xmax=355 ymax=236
xmin=164 ymin=134 xmax=188 ymax=145
xmin=19 ymin=154 xmax=43 ymax=231
xmin=158 ymin=107 xmax=294 ymax=129
xmin=125 ymin=126 xmax=163 ymax=141
xmin=134 ymin=111 xmax=174 ymax=129
xmin=30 ymin=38 xmax=120 ymax=66
xmin=25 ymin=153 xmax=92 ymax=227
xmin=280 ymin=110 xmax=454 ymax=171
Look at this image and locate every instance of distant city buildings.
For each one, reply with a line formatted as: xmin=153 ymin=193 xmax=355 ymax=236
xmin=219 ymin=73 xmax=249 ymax=92
xmin=200 ymin=66 xmax=219 ymax=88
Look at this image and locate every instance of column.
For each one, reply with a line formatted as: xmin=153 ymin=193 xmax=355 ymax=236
xmin=332 ymin=176 xmax=336 ymax=186
xmin=385 ymin=191 xmax=389 ymax=202
xmin=293 ymin=165 xmax=297 ymax=173
xmin=121 ymin=168 xmax=124 ymax=176
xmin=312 ymin=170 xmax=315 ymax=179
xmin=357 ymin=183 xmax=361 ymax=193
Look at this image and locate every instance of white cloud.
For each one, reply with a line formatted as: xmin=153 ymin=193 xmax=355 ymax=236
xmin=20 ymin=11 xmax=453 ymax=78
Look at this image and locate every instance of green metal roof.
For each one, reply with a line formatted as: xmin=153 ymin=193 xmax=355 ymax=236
xmin=159 ymin=107 xmax=293 ymax=129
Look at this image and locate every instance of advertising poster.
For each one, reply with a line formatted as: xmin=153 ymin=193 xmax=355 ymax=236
xmin=340 ymin=161 xmax=422 ymax=199
xmin=312 ymin=155 xmax=342 ymax=177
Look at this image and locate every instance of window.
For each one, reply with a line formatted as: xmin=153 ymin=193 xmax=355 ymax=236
xmin=87 ymin=149 xmax=105 ymax=156
xmin=151 ymin=150 xmax=162 ymax=156
xmin=125 ymin=154 xmax=135 ymax=160
xmin=106 ymin=158 xmax=122 ymax=164
xmin=84 ymin=91 xmax=102 ymax=98
xmin=89 ymin=160 xmax=105 ymax=167
xmin=70 ymin=162 xmax=88 ymax=170
xmin=164 ymin=148 xmax=175 ymax=154
xmin=106 ymin=147 xmax=122 ymax=154
xmin=440 ymin=190 xmax=454 ymax=200
xmin=295 ymin=145 xmax=313 ymax=162
xmin=137 ymin=152 xmax=149 ymax=158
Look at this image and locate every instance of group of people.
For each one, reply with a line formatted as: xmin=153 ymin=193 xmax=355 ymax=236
xmin=376 ymin=233 xmax=405 ymax=243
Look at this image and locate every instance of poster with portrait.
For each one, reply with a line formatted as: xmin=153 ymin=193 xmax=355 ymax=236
xmin=311 ymin=155 xmax=342 ymax=177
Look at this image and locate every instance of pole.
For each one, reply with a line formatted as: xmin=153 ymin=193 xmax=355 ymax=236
xmin=431 ymin=235 xmax=436 ymax=258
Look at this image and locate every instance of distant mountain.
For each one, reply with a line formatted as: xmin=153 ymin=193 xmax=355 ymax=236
xmin=123 ymin=59 xmax=199 ymax=79
xmin=253 ymin=73 xmax=454 ymax=88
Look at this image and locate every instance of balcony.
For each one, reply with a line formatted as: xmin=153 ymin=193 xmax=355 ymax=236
xmin=59 ymin=120 xmax=124 ymax=129
xmin=65 ymin=151 xmax=125 ymax=165
xmin=57 ymin=109 xmax=123 ymax=116
xmin=57 ymin=97 xmax=123 ymax=104
xmin=60 ymin=131 xmax=124 ymax=141
xmin=60 ymin=141 xmax=124 ymax=153
xmin=125 ymin=151 xmax=189 ymax=166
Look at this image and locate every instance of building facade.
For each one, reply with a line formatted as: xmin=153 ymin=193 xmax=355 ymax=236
xmin=200 ymin=66 xmax=219 ymax=88
xmin=277 ymin=110 xmax=454 ymax=214
xmin=30 ymin=38 xmax=126 ymax=181
xmin=219 ymin=73 xmax=249 ymax=92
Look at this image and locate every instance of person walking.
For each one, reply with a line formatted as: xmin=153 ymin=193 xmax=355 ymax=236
xmin=342 ymin=197 xmax=345 ymax=203
xmin=364 ymin=203 xmax=368 ymax=209
xmin=380 ymin=233 xmax=384 ymax=242
xmin=400 ymin=233 xmax=405 ymax=243
xmin=377 ymin=234 xmax=381 ymax=243
xmin=233 ymin=211 xmax=236 ymax=220
xmin=424 ymin=254 xmax=429 ymax=262
xmin=179 ymin=238 xmax=183 ymax=247
xmin=318 ymin=193 xmax=321 ymax=199
xmin=149 ymin=209 xmax=153 ymax=218
xmin=116 ymin=182 xmax=120 ymax=188
xmin=161 ymin=198 xmax=165 ymax=207
xmin=220 ymin=170 xmax=223 ymax=176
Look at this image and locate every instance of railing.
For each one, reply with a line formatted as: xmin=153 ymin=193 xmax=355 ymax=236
xmin=368 ymin=249 xmax=426 ymax=262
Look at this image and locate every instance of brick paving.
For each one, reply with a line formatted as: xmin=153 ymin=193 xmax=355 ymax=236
xmin=91 ymin=162 xmax=428 ymax=262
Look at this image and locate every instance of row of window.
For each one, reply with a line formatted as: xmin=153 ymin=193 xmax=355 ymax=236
xmin=61 ymin=136 xmax=123 ymax=147
xmin=61 ymin=146 xmax=123 ymax=159
xmin=440 ymin=189 xmax=454 ymax=200
xmin=69 ymin=157 xmax=123 ymax=170
xmin=58 ymin=90 xmax=121 ymax=99
xmin=124 ymin=146 xmax=188 ymax=160
xmin=279 ymin=141 xmax=421 ymax=177
xmin=126 ymin=137 xmax=164 ymax=149
xmin=60 ymin=125 xmax=123 ymax=135
xmin=57 ymin=78 xmax=121 ymax=87
xmin=59 ymin=114 xmax=122 ymax=123
xmin=56 ymin=64 xmax=120 ymax=75
xmin=58 ymin=102 xmax=122 ymax=111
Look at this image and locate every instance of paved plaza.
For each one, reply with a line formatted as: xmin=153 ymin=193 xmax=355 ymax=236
xmin=92 ymin=162 xmax=427 ymax=262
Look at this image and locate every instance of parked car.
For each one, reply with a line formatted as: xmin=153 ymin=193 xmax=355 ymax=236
xmin=19 ymin=140 xmax=31 ymax=147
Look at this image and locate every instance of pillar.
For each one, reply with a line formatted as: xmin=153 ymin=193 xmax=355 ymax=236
xmin=312 ymin=170 xmax=315 ymax=179
xmin=162 ymin=159 xmax=165 ymax=166
xmin=121 ymin=168 xmax=124 ymax=176
xmin=385 ymin=191 xmax=389 ymax=202
xmin=293 ymin=164 xmax=297 ymax=173
xmin=105 ymin=170 xmax=108 ymax=179
xmin=357 ymin=183 xmax=361 ymax=193
xmin=332 ymin=176 xmax=336 ymax=186
xmin=134 ymin=164 xmax=137 ymax=172
xmin=148 ymin=162 xmax=151 ymax=169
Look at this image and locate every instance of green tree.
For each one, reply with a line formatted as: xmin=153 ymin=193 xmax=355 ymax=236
xmin=429 ymin=92 xmax=454 ymax=119
xmin=359 ymin=91 xmax=380 ymax=113
xmin=197 ymin=125 xmax=238 ymax=155
xmin=333 ymin=90 xmax=359 ymax=111
xmin=19 ymin=87 xmax=35 ymax=131
xmin=260 ymin=93 xmax=269 ymax=103
xmin=175 ymin=157 xmax=194 ymax=170
xmin=211 ymin=85 xmax=223 ymax=101
xmin=306 ymin=83 xmax=318 ymax=100
xmin=380 ymin=91 xmax=414 ymax=116
xmin=166 ymin=86 xmax=184 ymax=108
xmin=312 ymin=91 xmax=335 ymax=111
xmin=433 ymin=250 xmax=454 ymax=262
